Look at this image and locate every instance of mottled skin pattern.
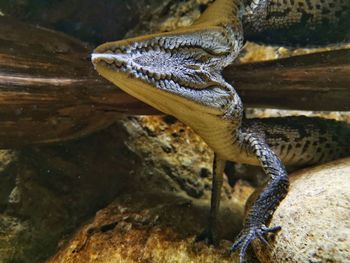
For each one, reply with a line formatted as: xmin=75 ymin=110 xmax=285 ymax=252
xmin=91 ymin=0 xmax=350 ymax=262
xmin=244 ymin=117 xmax=350 ymax=166
xmin=243 ymin=0 xmax=350 ymax=44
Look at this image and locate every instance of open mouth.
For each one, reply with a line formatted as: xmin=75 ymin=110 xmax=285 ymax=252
xmin=91 ymin=25 xmax=243 ymax=116
xmin=91 ymin=26 xmax=241 ymax=90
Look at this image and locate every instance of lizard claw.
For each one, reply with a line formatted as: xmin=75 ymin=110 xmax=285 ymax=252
xmin=230 ymin=225 xmax=281 ymax=263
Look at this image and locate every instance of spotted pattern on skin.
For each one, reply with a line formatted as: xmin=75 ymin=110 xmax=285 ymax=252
xmin=242 ymin=0 xmax=350 ymax=44
xmin=244 ymin=0 xmax=349 ymax=30
xmin=243 ymin=117 xmax=350 ymax=166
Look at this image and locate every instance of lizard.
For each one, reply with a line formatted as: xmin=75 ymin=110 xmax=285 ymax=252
xmin=91 ymin=0 xmax=350 ymax=261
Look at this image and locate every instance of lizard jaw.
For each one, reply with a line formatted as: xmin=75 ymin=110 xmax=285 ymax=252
xmin=91 ymin=25 xmax=243 ymax=118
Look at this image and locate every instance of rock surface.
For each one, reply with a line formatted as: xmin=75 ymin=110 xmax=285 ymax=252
xmin=46 ymin=116 xmax=255 ymax=263
xmin=0 ymin=122 xmax=141 ymax=262
xmin=47 ymin=191 xmax=245 ymax=263
xmin=0 ymin=116 xmax=254 ymax=262
xmin=253 ymin=157 xmax=350 ymax=263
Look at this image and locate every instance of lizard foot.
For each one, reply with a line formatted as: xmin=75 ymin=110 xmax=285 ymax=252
xmin=230 ymin=225 xmax=281 ymax=262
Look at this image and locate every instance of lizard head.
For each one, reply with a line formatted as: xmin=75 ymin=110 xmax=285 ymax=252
xmin=91 ymin=24 xmax=243 ymax=124
xmin=91 ymin=0 xmax=244 ymax=123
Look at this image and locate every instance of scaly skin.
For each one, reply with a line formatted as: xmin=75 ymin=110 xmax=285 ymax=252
xmin=243 ymin=0 xmax=350 ymax=45
xmin=91 ymin=0 xmax=350 ymax=262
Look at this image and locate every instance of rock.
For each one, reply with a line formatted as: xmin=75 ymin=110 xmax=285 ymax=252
xmin=0 ymin=116 xmax=253 ymax=262
xmin=47 ymin=185 xmax=254 ymax=263
xmin=253 ymin=157 xmax=350 ymax=263
xmin=46 ymin=116 xmax=255 ymax=263
xmin=0 ymin=122 xmax=143 ymax=262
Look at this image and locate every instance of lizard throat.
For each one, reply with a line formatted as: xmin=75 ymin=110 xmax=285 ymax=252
xmin=92 ymin=25 xmax=243 ymax=118
xmin=92 ymin=26 xmax=242 ymax=86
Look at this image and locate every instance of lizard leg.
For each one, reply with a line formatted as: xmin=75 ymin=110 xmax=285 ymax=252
xmin=196 ymin=154 xmax=226 ymax=245
xmin=230 ymin=132 xmax=289 ymax=262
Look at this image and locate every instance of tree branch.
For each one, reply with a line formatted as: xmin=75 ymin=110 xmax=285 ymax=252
xmin=0 ymin=16 xmax=349 ymax=147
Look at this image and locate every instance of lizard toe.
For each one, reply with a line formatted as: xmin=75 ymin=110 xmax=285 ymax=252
xmin=230 ymin=224 xmax=281 ymax=263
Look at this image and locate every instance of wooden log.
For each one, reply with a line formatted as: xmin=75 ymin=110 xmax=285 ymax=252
xmin=0 ymin=16 xmax=349 ymax=147
xmin=0 ymin=16 xmax=157 ymax=148
xmin=225 ymin=49 xmax=350 ymax=111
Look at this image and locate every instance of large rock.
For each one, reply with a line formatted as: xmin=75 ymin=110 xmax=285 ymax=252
xmin=0 ymin=116 xmax=252 ymax=262
xmin=46 ymin=116 xmax=255 ymax=263
xmin=0 ymin=122 xmax=142 ymax=262
xmin=47 ymin=191 xmax=247 ymax=263
xmin=253 ymin=157 xmax=350 ymax=263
